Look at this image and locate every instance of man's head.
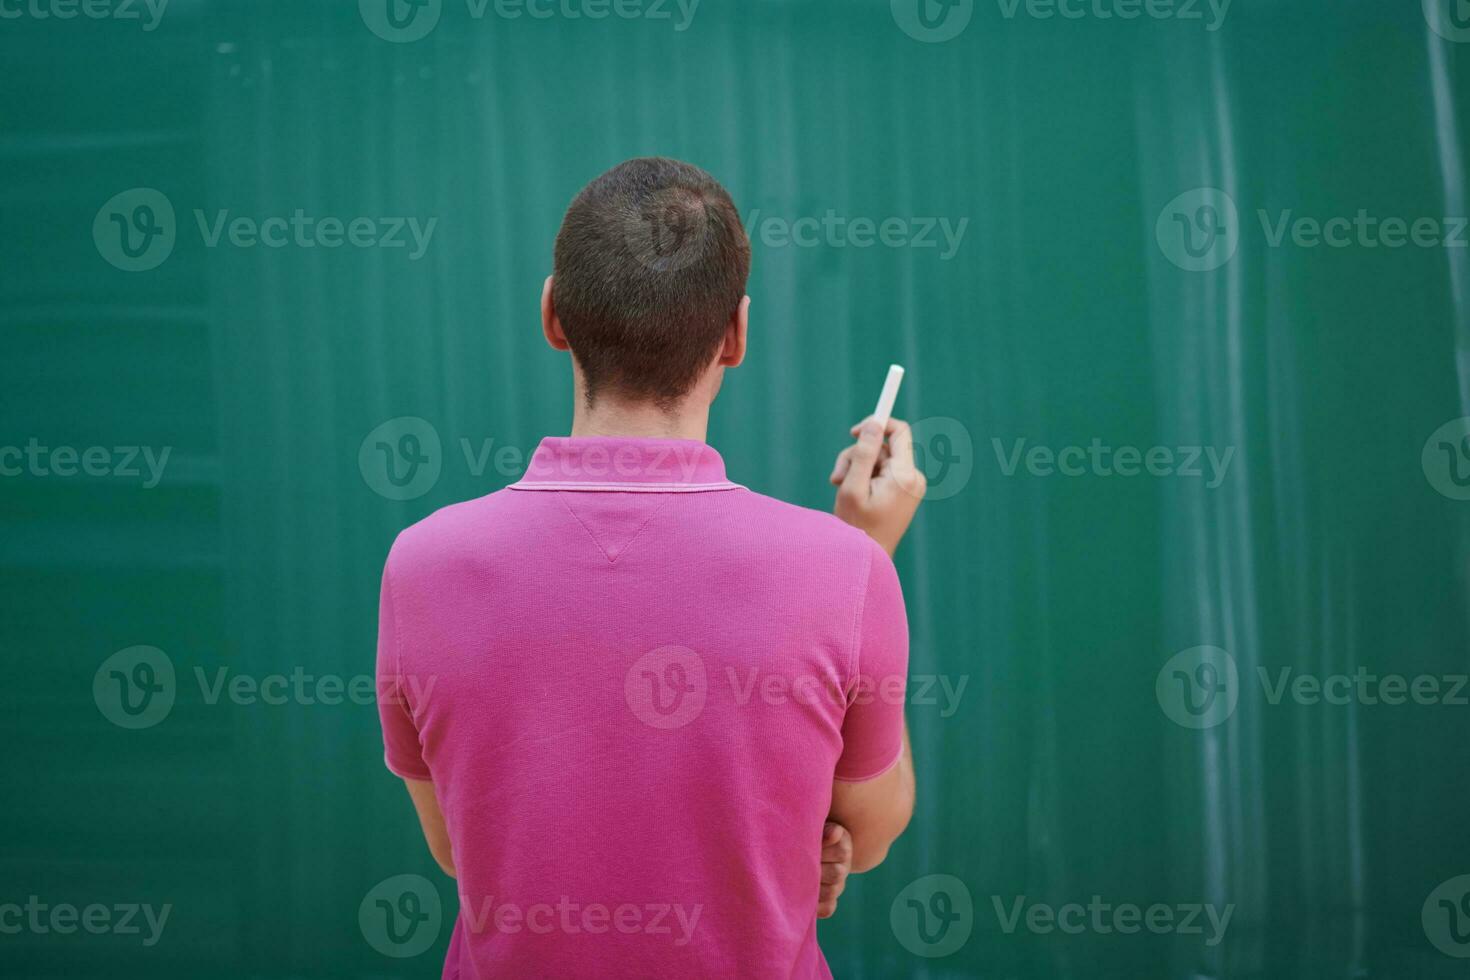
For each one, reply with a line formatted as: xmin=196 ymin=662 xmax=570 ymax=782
xmin=543 ymin=157 xmax=751 ymax=410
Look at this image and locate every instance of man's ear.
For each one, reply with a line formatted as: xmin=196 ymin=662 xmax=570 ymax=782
xmin=719 ymin=295 xmax=749 ymax=367
xmin=541 ymin=275 xmax=570 ymax=352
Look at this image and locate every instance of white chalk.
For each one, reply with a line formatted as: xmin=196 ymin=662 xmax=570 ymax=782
xmin=872 ymin=364 xmax=905 ymax=427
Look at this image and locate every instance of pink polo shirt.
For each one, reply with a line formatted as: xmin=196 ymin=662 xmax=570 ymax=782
xmin=376 ymin=436 xmax=908 ymax=979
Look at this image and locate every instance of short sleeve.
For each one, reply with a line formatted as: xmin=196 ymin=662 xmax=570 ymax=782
xmin=834 ymin=538 xmax=910 ymax=781
xmin=377 ymin=554 xmax=432 ymax=781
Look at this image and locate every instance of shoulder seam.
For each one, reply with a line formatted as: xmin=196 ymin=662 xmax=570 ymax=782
xmin=844 ymin=539 xmax=877 ymax=697
xmin=384 ymin=546 xmax=411 ymax=718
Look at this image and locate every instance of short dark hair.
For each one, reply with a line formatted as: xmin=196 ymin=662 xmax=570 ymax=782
xmin=552 ymin=157 xmax=751 ymax=406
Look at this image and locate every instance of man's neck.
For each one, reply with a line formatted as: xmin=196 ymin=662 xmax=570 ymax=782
xmin=570 ymin=393 xmax=709 ymax=442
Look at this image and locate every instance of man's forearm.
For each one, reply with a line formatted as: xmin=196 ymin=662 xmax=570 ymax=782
xmin=831 ymin=722 xmax=916 ymax=874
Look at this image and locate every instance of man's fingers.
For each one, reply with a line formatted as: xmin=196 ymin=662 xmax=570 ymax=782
xmin=817 ymin=876 xmax=847 ymax=917
xmin=820 ymin=840 xmax=850 ymax=862
xmin=828 ymin=447 xmax=854 ymax=486
xmin=875 ymin=418 xmax=926 ymax=498
xmin=850 ymin=416 xmax=905 ymax=438
xmin=821 ymin=822 xmax=853 ymax=863
xmin=831 ymin=445 xmax=885 ymax=487
xmin=818 ymin=822 xmax=851 ymax=919
xmin=836 ymin=419 xmax=884 ymax=505
xmin=885 ymin=419 xmax=916 ymax=473
xmin=848 ymin=418 xmax=911 ymax=475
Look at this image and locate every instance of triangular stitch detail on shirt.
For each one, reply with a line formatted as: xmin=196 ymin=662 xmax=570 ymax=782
xmin=555 ymin=491 xmax=674 ymax=565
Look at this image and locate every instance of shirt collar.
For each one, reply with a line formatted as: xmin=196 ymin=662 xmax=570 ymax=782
xmin=509 ymin=436 xmax=740 ymax=493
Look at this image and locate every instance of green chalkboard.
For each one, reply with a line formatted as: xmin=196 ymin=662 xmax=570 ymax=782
xmin=2 ymin=1 xmax=1468 ymax=977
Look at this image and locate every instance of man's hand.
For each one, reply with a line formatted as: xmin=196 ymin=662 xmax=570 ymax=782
xmin=818 ymin=821 xmax=854 ymax=919
xmin=830 ymin=417 xmax=926 ymax=556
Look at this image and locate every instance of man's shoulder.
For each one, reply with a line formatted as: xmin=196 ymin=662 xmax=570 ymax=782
xmin=730 ymin=487 xmax=878 ymax=558
xmin=384 ymin=489 xmax=520 ymax=571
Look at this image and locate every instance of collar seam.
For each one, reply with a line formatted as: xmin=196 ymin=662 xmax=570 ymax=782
xmin=509 ymin=481 xmax=742 ymax=493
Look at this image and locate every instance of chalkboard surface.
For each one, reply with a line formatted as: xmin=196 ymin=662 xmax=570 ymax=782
xmin=2 ymin=1 xmax=1468 ymax=977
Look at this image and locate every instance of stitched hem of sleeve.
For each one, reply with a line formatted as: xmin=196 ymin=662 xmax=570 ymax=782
xmin=385 ymin=547 xmax=408 ymax=698
xmin=843 ymin=540 xmax=877 ymax=696
xmin=832 ymin=743 xmax=904 ymax=783
xmin=384 ymin=753 xmax=432 ymax=782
